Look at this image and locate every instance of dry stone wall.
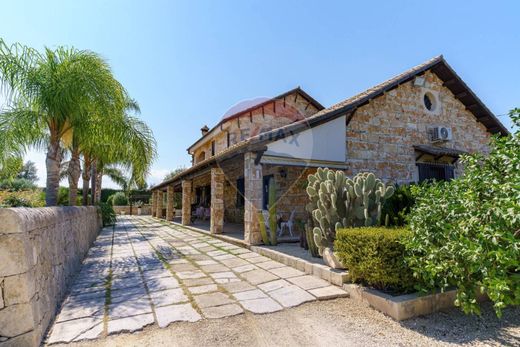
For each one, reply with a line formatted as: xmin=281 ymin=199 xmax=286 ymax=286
xmin=0 ymin=207 xmax=101 ymax=347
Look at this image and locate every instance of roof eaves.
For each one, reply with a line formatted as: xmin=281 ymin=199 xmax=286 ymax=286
xmin=186 ymin=87 xmax=324 ymax=152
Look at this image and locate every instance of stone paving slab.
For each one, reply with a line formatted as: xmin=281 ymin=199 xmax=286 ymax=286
xmin=155 ymin=303 xmax=202 ymax=327
xmin=46 ymin=216 xmax=348 ymax=344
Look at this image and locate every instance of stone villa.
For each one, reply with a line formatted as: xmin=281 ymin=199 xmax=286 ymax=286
xmin=150 ymin=55 xmax=508 ymax=245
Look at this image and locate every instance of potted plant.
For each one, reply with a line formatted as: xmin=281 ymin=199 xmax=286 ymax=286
xmin=135 ymin=200 xmax=144 ymax=215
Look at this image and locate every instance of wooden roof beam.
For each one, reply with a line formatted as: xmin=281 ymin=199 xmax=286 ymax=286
xmin=443 ymin=78 xmax=458 ymax=87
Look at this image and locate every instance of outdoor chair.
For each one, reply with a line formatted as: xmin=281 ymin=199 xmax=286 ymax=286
xmin=279 ymin=209 xmax=296 ymax=237
xmin=203 ymin=207 xmax=211 ymax=221
xmin=262 ymin=209 xmax=281 ymax=237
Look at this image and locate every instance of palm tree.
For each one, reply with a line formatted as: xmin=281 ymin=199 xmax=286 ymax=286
xmin=90 ymin=113 xmax=156 ymax=203
xmin=0 ymin=39 xmax=127 ymax=205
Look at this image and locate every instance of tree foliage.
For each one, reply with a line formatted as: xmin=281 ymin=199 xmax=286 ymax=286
xmin=405 ymin=109 xmax=520 ymax=317
xmin=16 ymin=160 xmax=38 ymax=182
xmin=0 ymin=38 xmax=156 ymax=206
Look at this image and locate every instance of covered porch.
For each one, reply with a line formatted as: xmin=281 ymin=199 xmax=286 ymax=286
xmin=150 ymin=113 xmax=347 ymax=246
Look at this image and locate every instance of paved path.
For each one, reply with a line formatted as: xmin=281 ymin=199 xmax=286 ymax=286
xmin=46 ymin=216 xmax=347 ymax=345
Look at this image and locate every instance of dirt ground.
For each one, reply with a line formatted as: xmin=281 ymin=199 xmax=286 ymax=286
xmin=50 ymin=298 xmax=520 ymax=347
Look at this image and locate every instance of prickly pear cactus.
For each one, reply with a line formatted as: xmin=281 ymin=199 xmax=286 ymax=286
xmin=306 ymin=168 xmax=395 ymax=256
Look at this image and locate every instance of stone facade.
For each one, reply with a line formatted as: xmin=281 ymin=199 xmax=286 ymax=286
xmin=219 ymin=158 xmax=245 ymax=224
xmin=345 ymin=71 xmax=491 ymax=183
xmin=263 ymin=165 xmax=316 ymax=233
xmin=190 ymin=90 xmax=320 ymax=165
xmin=210 ymin=167 xmax=224 ymax=234
xmin=156 ymin=68 xmax=497 ymax=245
xmin=0 ymin=207 xmax=101 ymax=346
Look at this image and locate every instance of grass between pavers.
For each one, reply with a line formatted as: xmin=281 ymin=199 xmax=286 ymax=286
xmin=130 ymin=218 xmax=206 ymax=316
xmin=136 ymin=217 xmax=304 ymax=310
xmin=102 ymin=225 xmax=116 ymax=337
xmin=132 ymin=217 xmax=249 ymax=312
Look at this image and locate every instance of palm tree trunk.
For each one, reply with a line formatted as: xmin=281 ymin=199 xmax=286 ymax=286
xmin=45 ymin=138 xmax=62 ymax=206
xmin=90 ymin=160 xmax=97 ymax=205
xmin=67 ymin=147 xmax=81 ymax=206
xmin=95 ymin=172 xmax=102 ymax=203
xmin=82 ymin=157 xmax=91 ymax=206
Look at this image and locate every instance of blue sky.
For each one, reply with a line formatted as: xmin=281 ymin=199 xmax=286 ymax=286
xmin=1 ymin=1 xmax=519 ymax=187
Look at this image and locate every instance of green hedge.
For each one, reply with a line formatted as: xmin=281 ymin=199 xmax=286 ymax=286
xmin=334 ymin=227 xmax=414 ymax=293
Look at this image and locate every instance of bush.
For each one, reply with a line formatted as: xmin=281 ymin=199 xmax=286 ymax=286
xmin=0 ymin=195 xmax=33 ymax=207
xmin=405 ymin=109 xmax=520 ymax=317
xmin=0 ymin=178 xmax=37 ymax=191
xmin=110 ymin=192 xmax=128 ymax=206
xmin=98 ymin=202 xmax=116 ymax=226
xmin=0 ymin=190 xmax=45 ymax=207
xmin=382 ymin=184 xmax=415 ymax=226
xmin=335 ymin=227 xmax=415 ymax=293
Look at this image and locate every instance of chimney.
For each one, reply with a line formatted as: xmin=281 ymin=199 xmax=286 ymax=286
xmin=201 ymin=125 xmax=209 ymax=136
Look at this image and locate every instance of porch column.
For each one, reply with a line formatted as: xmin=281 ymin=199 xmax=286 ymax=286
xmin=151 ymin=190 xmax=157 ymax=217
xmin=181 ymin=180 xmax=192 ymax=225
xmin=157 ymin=190 xmax=164 ymax=219
xmin=166 ymin=185 xmax=175 ymax=221
xmin=210 ymin=167 xmax=224 ymax=234
xmin=244 ymin=152 xmax=263 ymax=245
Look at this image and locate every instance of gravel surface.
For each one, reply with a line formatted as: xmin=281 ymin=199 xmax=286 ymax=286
xmin=49 ymin=298 xmax=519 ymax=347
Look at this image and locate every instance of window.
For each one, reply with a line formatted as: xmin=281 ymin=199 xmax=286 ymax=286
xmin=423 ymin=92 xmax=437 ymax=112
xmin=236 ymin=177 xmax=245 ymax=208
xmin=211 ymin=141 xmax=215 ymax=156
xmin=227 ymin=132 xmax=230 ymax=148
xmin=417 ymin=163 xmax=454 ymax=182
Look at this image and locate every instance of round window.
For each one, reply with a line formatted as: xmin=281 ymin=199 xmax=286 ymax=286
xmin=423 ymin=92 xmax=436 ymax=111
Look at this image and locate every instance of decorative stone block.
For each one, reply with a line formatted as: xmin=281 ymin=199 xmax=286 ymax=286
xmin=0 ymin=234 xmax=32 ymax=277
xmin=3 ymin=270 xmax=36 ymax=305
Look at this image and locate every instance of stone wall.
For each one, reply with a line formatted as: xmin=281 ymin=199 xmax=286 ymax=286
xmin=220 ymin=158 xmax=245 ymax=224
xmin=0 ymin=207 xmax=102 ymax=346
xmin=113 ymin=205 xmax=152 ymax=215
xmin=346 ymin=71 xmax=491 ymax=183
xmin=269 ymin=165 xmax=316 ymax=233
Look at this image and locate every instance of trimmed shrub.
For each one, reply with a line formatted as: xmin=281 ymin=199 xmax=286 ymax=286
xmin=110 ymin=192 xmax=128 ymax=206
xmin=335 ymin=227 xmax=415 ymax=293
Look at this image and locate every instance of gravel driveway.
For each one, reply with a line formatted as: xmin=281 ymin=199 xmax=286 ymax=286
xmin=49 ymin=298 xmax=519 ymax=346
